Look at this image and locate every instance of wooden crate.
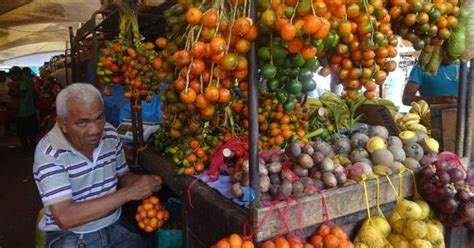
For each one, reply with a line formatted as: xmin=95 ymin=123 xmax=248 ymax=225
xmin=253 ymin=173 xmax=414 ymax=242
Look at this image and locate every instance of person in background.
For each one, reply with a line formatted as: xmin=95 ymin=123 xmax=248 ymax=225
xmin=17 ymin=67 xmax=38 ymax=152
xmin=7 ymin=66 xmax=22 ymax=135
xmin=0 ymin=71 xmax=11 ymax=107
xmin=402 ymin=54 xmax=459 ymax=105
xmin=33 ymin=83 xmax=162 ymax=247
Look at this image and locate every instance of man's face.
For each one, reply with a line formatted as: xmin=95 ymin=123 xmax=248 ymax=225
xmin=58 ymin=98 xmax=105 ymax=155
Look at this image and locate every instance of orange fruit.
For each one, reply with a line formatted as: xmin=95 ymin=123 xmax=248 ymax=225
xmin=143 ymin=203 xmax=153 ymax=211
xmin=215 ymin=239 xmax=231 ymax=248
xmin=323 ymin=234 xmax=340 ymax=247
xmin=185 ymin=7 xmax=203 ymax=25
xmin=275 ymin=237 xmax=290 ymax=248
xmin=262 ymin=240 xmax=277 ymax=248
xmin=242 ymin=240 xmax=255 ymax=248
xmin=310 ymin=235 xmax=323 ymax=247
xmin=331 ymin=226 xmax=348 ymax=240
xmin=149 ymin=196 xmax=159 ymax=205
xmin=228 ymin=234 xmax=242 ymax=248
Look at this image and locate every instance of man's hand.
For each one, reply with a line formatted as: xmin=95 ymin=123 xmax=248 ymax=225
xmin=124 ymin=175 xmax=162 ymax=201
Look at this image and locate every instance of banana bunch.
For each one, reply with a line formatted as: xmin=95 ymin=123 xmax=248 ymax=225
xmin=410 ymin=100 xmax=431 ymax=129
xmin=394 ymin=112 xmax=429 ymax=133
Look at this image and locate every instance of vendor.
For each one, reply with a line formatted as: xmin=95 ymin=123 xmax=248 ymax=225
xmin=33 ymin=83 xmax=162 ymax=247
xmin=402 ymin=54 xmax=459 ymax=105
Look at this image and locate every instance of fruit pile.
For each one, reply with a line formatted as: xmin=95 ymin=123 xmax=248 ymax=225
xmin=309 ymin=224 xmax=354 ymax=248
xmin=386 ymin=198 xmax=445 ymax=248
xmin=96 ymin=4 xmax=161 ymax=111
xmin=135 ymin=196 xmax=170 ymax=232
xmin=418 ymin=152 xmax=474 ymax=229
xmin=211 ymin=233 xmax=255 ymax=248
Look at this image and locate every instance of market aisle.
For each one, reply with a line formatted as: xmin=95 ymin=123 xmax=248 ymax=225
xmin=0 ymin=135 xmax=41 ymax=248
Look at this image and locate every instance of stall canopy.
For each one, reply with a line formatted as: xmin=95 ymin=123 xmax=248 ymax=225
xmin=0 ymin=0 xmax=101 ymax=62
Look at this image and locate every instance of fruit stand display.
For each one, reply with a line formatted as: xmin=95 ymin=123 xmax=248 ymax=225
xmin=71 ymin=0 xmax=474 ymax=246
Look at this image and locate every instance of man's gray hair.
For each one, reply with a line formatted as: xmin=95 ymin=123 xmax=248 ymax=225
xmin=56 ymin=83 xmax=103 ymax=119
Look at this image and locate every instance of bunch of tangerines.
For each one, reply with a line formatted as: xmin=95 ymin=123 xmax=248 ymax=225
xmin=135 ymin=196 xmax=170 ymax=233
xmin=211 ymin=224 xmax=353 ymax=248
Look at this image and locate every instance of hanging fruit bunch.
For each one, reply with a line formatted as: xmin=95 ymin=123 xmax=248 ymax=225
xmin=96 ymin=2 xmax=161 ymax=111
xmin=256 ymin=0 xmax=328 ymax=109
xmin=389 ymin=0 xmax=461 ymax=75
xmin=319 ymin=0 xmax=398 ymax=99
xmin=150 ymin=0 xmax=258 ymax=174
xmin=135 ymin=196 xmax=170 ymax=233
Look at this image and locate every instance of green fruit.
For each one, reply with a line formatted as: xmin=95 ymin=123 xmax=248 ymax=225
xmin=257 ymin=0 xmax=270 ymax=10
xmin=289 ymin=68 xmax=300 ymax=78
xmin=283 ymin=101 xmax=296 ymax=112
xmin=272 ymin=45 xmax=288 ymax=61
xmin=267 ymin=79 xmax=280 ymax=91
xmin=276 ymin=90 xmax=288 ymax=103
xmin=286 ymin=79 xmax=303 ymax=94
xmin=296 ymin=0 xmax=311 ymax=16
xmin=258 ymin=46 xmax=271 ymax=61
xmin=279 ymin=68 xmax=291 ymax=76
xmin=429 ymin=8 xmax=441 ymax=22
xmin=302 ymin=79 xmax=317 ymax=92
xmin=292 ymin=53 xmax=306 ymax=67
xmin=257 ymin=21 xmax=271 ymax=35
xmin=303 ymin=58 xmax=320 ymax=72
xmin=298 ymin=68 xmax=313 ymax=81
xmin=284 ymin=6 xmax=295 ymax=18
xmin=324 ymin=32 xmax=339 ymax=47
xmin=261 ymin=64 xmax=277 ymax=79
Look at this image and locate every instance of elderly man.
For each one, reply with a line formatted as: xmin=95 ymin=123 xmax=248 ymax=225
xmin=33 ymin=83 xmax=162 ymax=247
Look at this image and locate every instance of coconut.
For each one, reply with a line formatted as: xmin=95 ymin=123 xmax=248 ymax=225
xmin=421 ymin=138 xmax=440 ymax=153
xmin=369 ymin=125 xmax=389 ymax=139
xmin=388 ymin=145 xmax=406 ymax=162
xmin=351 ymin=133 xmax=370 ymax=149
xmin=350 ymin=148 xmax=370 ymax=162
xmin=404 ymin=143 xmax=424 ymax=161
xmin=404 ymin=158 xmax=421 ymax=170
xmin=415 ymin=131 xmax=429 ymax=143
xmin=333 ymin=138 xmax=352 ymax=155
xmin=387 ymin=136 xmax=404 ymax=147
xmin=399 ymin=131 xmax=417 ymax=144
xmin=388 ymin=161 xmax=405 ymax=173
xmin=371 ymin=149 xmax=395 ymax=166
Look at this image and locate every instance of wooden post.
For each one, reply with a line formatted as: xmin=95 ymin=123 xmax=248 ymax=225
xmin=455 ymin=62 xmax=468 ymax=156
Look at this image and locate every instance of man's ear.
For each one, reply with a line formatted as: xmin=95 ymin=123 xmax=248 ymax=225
xmin=56 ymin=116 xmax=67 ymax=134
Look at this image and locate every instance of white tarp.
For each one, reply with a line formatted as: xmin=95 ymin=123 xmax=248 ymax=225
xmin=0 ymin=0 xmax=101 ymax=61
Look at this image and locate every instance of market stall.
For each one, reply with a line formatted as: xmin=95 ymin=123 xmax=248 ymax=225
xmin=70 ymin=0 xmax=474 ymax=247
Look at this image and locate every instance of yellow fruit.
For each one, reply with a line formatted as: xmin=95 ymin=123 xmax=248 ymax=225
xmin=396 ymin=199 xmax=423 ymax=220
xmin=403 ymin=220 xmax=428 ymax=240
xmin=371 ymin=216 xmax=392 ymax=237
xmin=393 ymin=218 xmax=407 ymax=234
xmin=367 ymin=136 xmax=388 ymax=153
xmin=357 ymin=223 xmax=386 ymax=247
xmin=399 ymin=131 xmax=417 ymax=144
xmin=421 ymin=138 xmax=439 ymax=153
xmin=425 ymin=222 xmax=444 ymax=245
xmin=415 ymin=200 xmax=431 ymax=220
xmin=409 ymin=239 xmax=432 ymax=248
xmin=388 ymin=234 xmax=410 ymax=248
xmin=389 ymin=211 xmax=403 ymax=226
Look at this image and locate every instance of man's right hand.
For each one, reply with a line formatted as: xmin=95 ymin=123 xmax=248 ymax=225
xmin=124 ymin=175 xmax=162 ymax=201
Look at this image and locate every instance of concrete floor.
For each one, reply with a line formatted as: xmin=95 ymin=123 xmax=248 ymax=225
xmin=0 ymin=135 xmax=41 ymax=248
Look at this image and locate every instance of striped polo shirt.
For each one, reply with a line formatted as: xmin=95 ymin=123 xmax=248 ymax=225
xmin=33 ymin=122 xmax=129 ymax=233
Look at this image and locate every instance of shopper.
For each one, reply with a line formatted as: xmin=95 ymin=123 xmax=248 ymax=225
xmin=0 ymin=71 xmax=11 ymax=107
xmin=33 ymin=83 xmax=162 ymax=247
xmin=402 ymin=54 xmax=459 ymax=105
xmin=17 ymin=67 xmax=38 ymax=152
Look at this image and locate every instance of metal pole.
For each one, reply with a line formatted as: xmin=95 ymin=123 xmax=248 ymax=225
xmin=455 ymin=62 xmax=467 ymax=156
xmin=249 ymin=0 xmax=260 ymax=209
xmin=464 ymin=60 xmax=474 ymax=162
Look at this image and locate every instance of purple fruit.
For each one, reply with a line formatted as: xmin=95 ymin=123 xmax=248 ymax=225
xmin=439 ymin=198 xmax=459 ymax=214
xmin=438 ymin=185 xmax=457 ymax=199
xmin=420 ymin=165 xmax=436 ymax=179
xmin=456 ymin=188 xmax=471 ymax=202
xmin=437 ymin=171 xmax=451 ymax=185
xmin=449 ymin=168 xmax=465 ymax=182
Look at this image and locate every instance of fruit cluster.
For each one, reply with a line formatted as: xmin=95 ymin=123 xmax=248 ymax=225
xmin=418 ymin=152 xmax=474 ymax=229
xmin=135 ymin=196 xmax=169 ymax=232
